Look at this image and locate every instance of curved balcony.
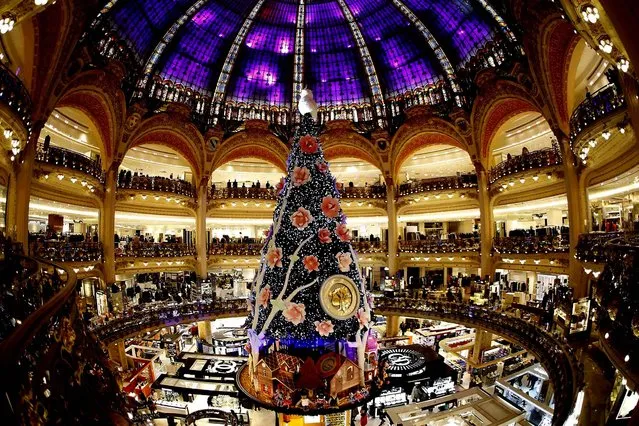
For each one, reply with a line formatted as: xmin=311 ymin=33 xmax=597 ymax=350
xmin=185 ymin=409 xmax=240 ymax=426
xmin=92 ymin=298 xmax=248 ymax=343
xmin=591 ymin=234 xmax=639 ymax=389
xmin=493 ymin=235 xmax=569 ymax=254
xmin=0 ymin=256 xmax=125 ymax=424
xmin=569 ymin=83 xmax=626 ymax=142
xmin=35 ymin=144 xmax=104 ymax=183
xmin=209 ymin=242 xmax=263 ymax=257
xmin=210 ymin=187 xmax=277 ymax=201
xmin=115 ymin=242 xmax=196 ymax=258
xmin=352 ymin=240 xmax=387 ymax=254
xmin=118 ymin=173 xmax=195 ymax=198
xmin=489 ymin=147 xmax=562 ymax=186
xmin=398 ymin=174 xmax=478 ymax=198
xmin=29 ymin=240 xmax=103 ymax=262
xmin=91 ymin=296 xmax=579 ymax=425
xmin=0 ymin=62 xmax=33 ymax=131
xmin=399 ymin=238 xmax=480 ymax=254
xmin=575 ymin=231 xmax=631 ymax=263
xmin=340 ymin=185 xmax=386 ymax=199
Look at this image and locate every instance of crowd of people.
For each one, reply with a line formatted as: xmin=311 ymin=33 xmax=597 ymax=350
xmin=118 ymin=169 xmax=195 ymax=197
xmin=116 ymin=240 xmax=195 ymax=258
xmin=36 ymin=142 xmax=104 ymax=182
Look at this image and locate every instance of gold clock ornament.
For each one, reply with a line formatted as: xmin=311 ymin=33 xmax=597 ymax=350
xmin=319 ymin=275 xmax=360 ymax=320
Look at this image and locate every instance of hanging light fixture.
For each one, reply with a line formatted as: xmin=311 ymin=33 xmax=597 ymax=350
xmin=57 ymin=173 xmax=64 ymax=180
xmin=0 ymin=14 xmax=15 ymax=34
xmin=589 ymin=139 xmax=597 ymax=148
xmin=580 ymin=4 xmax=600 ymax=24
xmin=3 ymin=128 xmax=13 ymax=139
xmin=617 ymin=57 xmax=630 ymax=73
xmin=34 ymin=0 xmax=49 ymax=5
xmin=599 ymin=36 xmax=613 ymax=54
xmin=70 ymin=177 xmax=77 ymax=184
xmin=602 ymin=129 xmax=611 ymax=140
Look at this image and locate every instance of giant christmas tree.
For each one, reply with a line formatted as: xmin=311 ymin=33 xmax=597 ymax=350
xmin=240 ymin=90 xmax=377 ymax=411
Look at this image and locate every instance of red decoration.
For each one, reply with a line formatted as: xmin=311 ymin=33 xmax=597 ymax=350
xmin=295 ymin=357 xmax=324 ymax=390
xmin=300 ymin=135 xmax=318 ymax=154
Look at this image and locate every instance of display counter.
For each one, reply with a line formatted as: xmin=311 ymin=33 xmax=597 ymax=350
xmin=494 ymin=364 xmax=554 ymax=426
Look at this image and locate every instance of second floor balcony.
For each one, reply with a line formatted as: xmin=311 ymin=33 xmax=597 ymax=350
xmin=399 ymin=238 xmax=480 ymax=253
xmin=493 ymin=235 xmax=569 ymax=254
xmin=29 ymin=240 xmax=103 ymax=263
xmin=398 ymin=174 xmax=478 ymax=198
xmin=489 ymin=147 xmax=562 ymax=186
xmin=35 ymin=145 xmax=104 ymax=183
xmin=569 ymin=83 xmax=626 ymax=142
xmin=115 ymin=242 xmax=196 ymax=258
xmin=118 ymin=173 xmax=195 ymax=198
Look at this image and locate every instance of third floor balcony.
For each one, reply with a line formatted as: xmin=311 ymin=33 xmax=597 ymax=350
xmin=489 ymin=147 xmax=562 ymax=188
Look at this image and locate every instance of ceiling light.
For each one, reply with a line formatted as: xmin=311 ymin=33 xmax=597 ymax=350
xmin=617 ymin=57 xmax=630 ymax=73
xmin=602 ymin=129 xmax=611 ymax=140
xmin=57 ymin=173 xmax=64 ymax=180
xmin=546 ymin=172 xmax=552 ymax=179
xmin=0 ymin=14 xmax=16 ymax=34
xmin=81 ymin=180 xmax=87 ymax=187
xmin=589 ymin=139 xmax=597 ymax=148
xmin=70 ymin=177 xmax=77 ymax=184
xmin=625 ymin=354 xmax=630 ymax=362
xmin=11 ymin=147 xmax=19 ymax=156
xmin=35 ymin=0 xmax=50 ymax=5
xmin=532 ymin=175 xmax=539 ymax=181
xmin=509 ymin=181 xmax=515 ymax=187
xmin=519 ymin=177 xmax=525 ymax=184
xmin=10 ymin=138 xmax=19 ymax=148
xmin=604 ymin=332 xmax=609 ymax=339
xmin=154 ymin=196 xmax=160 ymax=200
xmin=599 ymin=37 xmax=613 ymax=54
xmin=3 ymin=129 xmax=13 ymax=139
xmin=447 ymin=194 xmax=453 ymax=198
xmin=581 ymin=5 xmax=599 ymax=23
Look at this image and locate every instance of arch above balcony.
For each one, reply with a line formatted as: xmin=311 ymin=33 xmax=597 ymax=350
xmin=124 ymin=115 xmax=205 ymax=182
xmin=211 ymin=121 xmax=289 ymax=174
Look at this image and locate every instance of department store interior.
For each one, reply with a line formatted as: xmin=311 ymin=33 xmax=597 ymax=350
xmin=1 ymin=0 xmax=639 ymax=425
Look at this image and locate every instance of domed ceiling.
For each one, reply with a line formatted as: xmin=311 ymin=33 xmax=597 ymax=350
xmin=98 ymin=0 xmax=515 ymax=110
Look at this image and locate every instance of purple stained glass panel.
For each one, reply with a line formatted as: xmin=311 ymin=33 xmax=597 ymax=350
xmin=226 ymin=0 xmax=296 ymax=106
xmin=343 ymin=0 xmax=440 ymax=96
xmin=157 ymin=0 xmax=257 ymax=92
xmin=304 ymin=0 xmax=368 ymax=104
xmin=110 ymin=0 xmax=195 ymax=59
xmin=401 ymin=0 xmax=496 ymax=65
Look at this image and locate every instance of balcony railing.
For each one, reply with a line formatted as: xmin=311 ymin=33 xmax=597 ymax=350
xmin=0 ymin=257 xmax=125 ymax=423
xmin=352 ymin=240 xmax=387 ymax=253
xmin=0 ymin=62 xmax=33 ymax=132
xmin=493 ymin=235 xmax=569 ymax=254
xmin=209 ymin=242 xmax=263 ymax=256
xmin=591 ymin=234 xmax=639 ymax=388
xmin=210 ymin=187 xmax=277 ymax=201
xmin=116 ymin=242 xmax=195 ymax=258
xmin=340 ymin=185 xmax=386 ymax=199
xmin=118 ymin=172 xmax=195 ymax=197
xmin=569 ymin=83 xmax=626 ymax=141
xmin=489 ymin=147 xmax=562 ymax=185
xmin=29 ymin=240 xmax=103 ymax=262
xmin=575 ymin=232 xmax=632 ymax=263
xmin=398 ymin=174 xmax=478 ymax=197
xmin=399 ymin=238 xmax=480 ymax=253
xmin=35 ymin=145 xmax=104 ymax=183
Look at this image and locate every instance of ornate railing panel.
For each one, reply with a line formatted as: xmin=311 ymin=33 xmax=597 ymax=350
xmin=209 ymin=243 xmax=263 ymax=256
xmin=118 ymin=173 xmax=195 ymax=197
xmin=0 ymin=62 xmax=33 ymax=131
xmin=493 ymin=235 xmax=569 ymax=254
xmin=489 ymin=147 xmax=562 ymax=185
xmin=398 ymin=174 xmax=477 ymax=197
xmin=116 ymin=242 xmax=195 ymax=258
xmin=29 ymin=240 xmax=103 ymax=262
xmin=35 ymin=145 xmax=104 ymax=183
xmin=569 ymin=83 xmax=626 ymax=141
xmin=399 ymin=238 xmax=480 ymax=253
xmin=575 ymin=232 xmax=631 ymax=263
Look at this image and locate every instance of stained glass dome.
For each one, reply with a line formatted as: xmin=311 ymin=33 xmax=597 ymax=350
xmin=95 ymin=0 xmax=518 ymax=125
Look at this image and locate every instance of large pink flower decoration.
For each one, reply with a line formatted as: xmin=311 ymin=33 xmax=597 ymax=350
xmin=257 ymin=286 xmax=272 ymax=308
xmin=292 ymin=166 xmax=311 ymax=187
xmin=283 ymin=302 xmax=306 ymax=325
xmin=336 ymin=252 xmax=352 ymax=272
xmin=316 ymin=161 xmax=329 ymax=173
xmin=291 ymin=207 xmax=314 ymax=230
xmin=318 ymin=228 xmax=332 ymax=244
xmin=314 ymin=320 xmax=334 ymax=337
xmin=303 ymin=255 xmax=320 ymax=272
xmin=357 ymin=308 xmax=370 ymax=327
xmin=321 ymin=196 xmax=340 ymax=218
xmin=266 ymin=247 xmax=283 ymax=268
xmin=336 ymin=223 xmax=351 ymax=242
xmin=300 ymin=135 xmax=318 ymax=154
